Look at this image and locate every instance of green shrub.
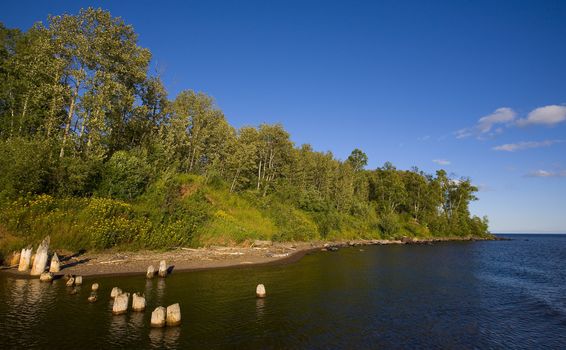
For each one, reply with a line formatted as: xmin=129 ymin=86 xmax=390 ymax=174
xmin=0 ymin=138 xmax=53 ymax=199
xmin=270 ymin=204 xmax=318 ymax=241
xmin=98 ymin=150 xmax=152 ymax=200
xmin=378 ymin=212 xmax=401 ymax=237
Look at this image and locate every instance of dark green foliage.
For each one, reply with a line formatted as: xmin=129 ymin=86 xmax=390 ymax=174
xmin=0 ymin=138 xmax=53 ymax=199
xmin=98 ymin=150 xmax=152 ymax=200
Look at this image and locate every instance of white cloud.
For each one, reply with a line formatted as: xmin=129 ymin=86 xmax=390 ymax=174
xmin=517 ymin=105 xmax=566 ymax=126
xmin=455 ymin=107 xmax=516 ymax=139
xmin=433 ymin=159 xmax=451 ymax=165
xmin=526 ymin=169 xmax=566 ymax=178
xmin=493 ymin=140 xmax=564 ymax=152
xmin=477 ymin=107 xmax=516 ymax=132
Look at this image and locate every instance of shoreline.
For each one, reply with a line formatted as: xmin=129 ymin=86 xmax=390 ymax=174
xmin=1 ymin=236 xmax=499 ymax=279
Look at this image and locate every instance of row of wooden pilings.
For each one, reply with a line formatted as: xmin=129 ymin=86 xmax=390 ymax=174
xmin=12 ymin=236 xmax=60 ymax=280
xmin=12 ymin=237 xmax=267 ymax=329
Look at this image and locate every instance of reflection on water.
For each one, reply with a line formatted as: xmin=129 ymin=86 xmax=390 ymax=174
xmin=130 ymin=311 xmax=144 ymax=328
xmin=109 ymin=314 xmax=128 ymax=342
xmin=1 ymin=235 xmax=565 ymax=349
xmin=149 ymin=327 xmax=181 ymax=349
xmin=156 ymin=278 xmax=166 ymax=305
xmin=255 ymin=297 xmax=265 ymax=319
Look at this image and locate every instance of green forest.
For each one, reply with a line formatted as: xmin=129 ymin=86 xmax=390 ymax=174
xmin=0 ymin=8 xmax=490 ymax=258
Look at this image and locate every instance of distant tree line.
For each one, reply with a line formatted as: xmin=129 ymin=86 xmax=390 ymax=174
xmin=0 ymin=8 xmax=489 ymax=241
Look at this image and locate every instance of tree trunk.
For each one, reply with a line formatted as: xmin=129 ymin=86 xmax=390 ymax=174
xmin=59 ymin=87 xmax=78 ymax=158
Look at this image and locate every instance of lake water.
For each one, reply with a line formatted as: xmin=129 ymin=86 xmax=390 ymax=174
xmin=1 ymin=234 xmax=565 ymax=349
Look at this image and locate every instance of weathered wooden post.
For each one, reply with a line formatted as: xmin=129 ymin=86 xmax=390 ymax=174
xmin=18 ymin=247 xmax=32 ymax=272
xmin=110 ymin=287 xmax=122 ymax=298
xmin=9 ymin=251 xmax=21 ymax=267
xmin=158 ymin=260 xmax=167 ymax=278
xmin=166 ymin=303 xmax=181 ymax=326
xmin=132 ymin=293 xmax=146 ymax=312
xmin=151 ymin=306 xmax=166 ymax=327
xmin=256 ymin=284 xmax=266 ymax=298
xmin=146 ymin=265 xmax=155 ymax=279
xmin=39 ymin=272 xmax=54 ymax=282
xmin=30 ymin=236 xmax=50 ymax=276
xmin=49 ymin=253 xmax=60 ymax=273
xmin=112 ymin=292 xmax=130 ymax=315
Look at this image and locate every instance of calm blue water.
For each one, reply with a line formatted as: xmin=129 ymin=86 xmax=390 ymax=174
xmin=0 ymin=234 xmax=565 ymax=349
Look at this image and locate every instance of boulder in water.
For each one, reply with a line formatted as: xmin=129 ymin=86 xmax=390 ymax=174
xmin=158 ymin=260 xmax=167 ymax=278
xmin=39 ymin=272 xmax=54 ymax=283
xmin=66 ymin=277 xmax=75 ymax=287
xmin=146 ymin=265 xmax=155 ymax=279
xmin=256 ymin=284 xmax=266 ymax=298
xmin=166 ymin=303 xmax=181 ymax=326
xmin=132 ymin=293 xmax=146 ymax=312
xmin=74 ymin=276 xmax=83 ymax=286
xmin=91 ymin=283 xmax=99 ymax=291
xmin=88 ymin=292 xmax=98 ymax=303
xmin=112 ymin=292 xmax=130 ymax=315
xmin=151 ymin=306 xmax=166 ymax=327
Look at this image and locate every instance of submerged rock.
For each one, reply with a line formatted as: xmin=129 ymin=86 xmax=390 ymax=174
xmin=112 ymin=292 xmax=130 ymax=315
xmin=66 ymin=277 xmax=75 ymax=287
xmin=132 ymin=293 xmax=146 ymax=312
xmin=166 ymin=303 xmax=181 ymax=326
xmin=256 ymin=284 xmax=266 ymax=298
xmin=39 ymin=272 xmax=54 ymax=283
xmin=88 ymin=292 xmax=98 ymax=303
xmin=151 ymin=306 xmax=166 ymax=328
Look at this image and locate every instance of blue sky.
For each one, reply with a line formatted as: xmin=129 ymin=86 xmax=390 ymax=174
xmin=2 ymin=0 xmax=565 ymax=232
